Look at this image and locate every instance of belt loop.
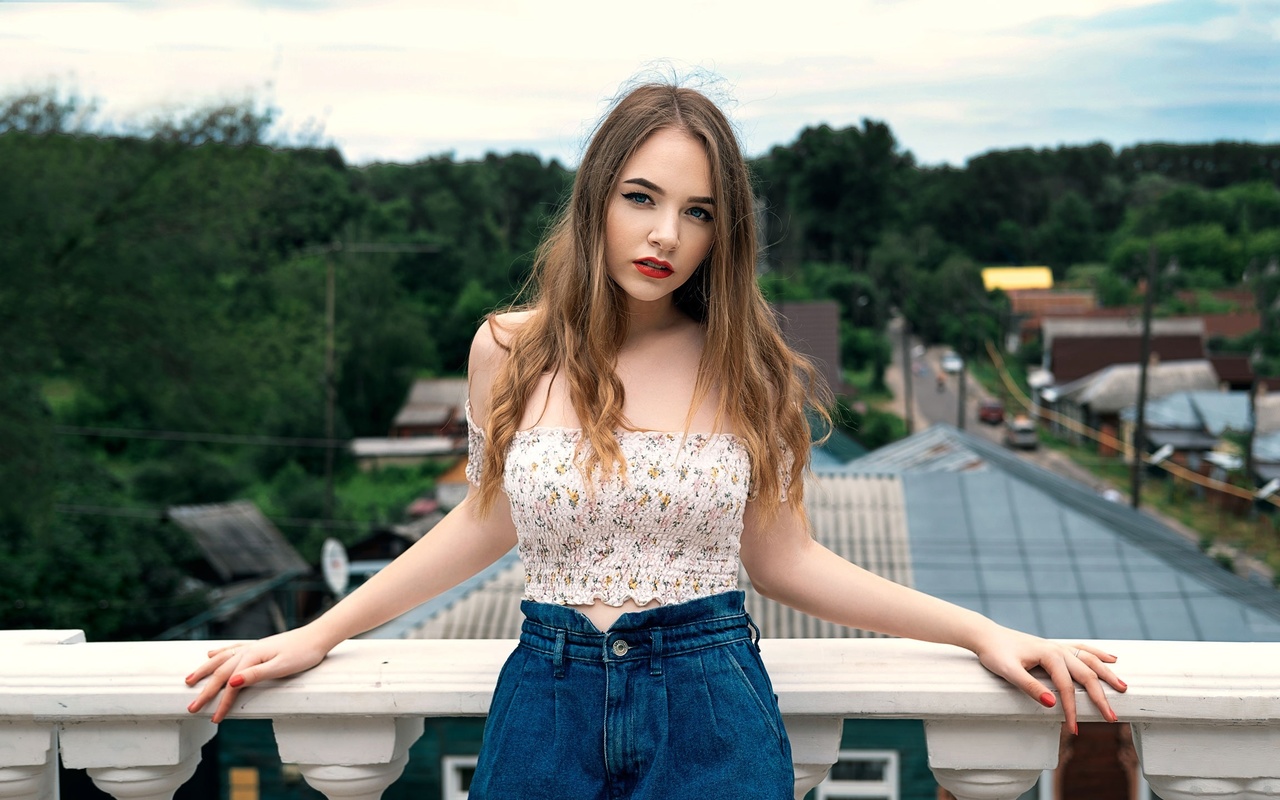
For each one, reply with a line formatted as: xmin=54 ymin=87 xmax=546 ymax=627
xmin=553 ymin=631 xmax=566 ymax=679
xmin=650 ymin=629 xmax=663 ymax=677
xmin=747 ymin=617 xmax=762 ymax=652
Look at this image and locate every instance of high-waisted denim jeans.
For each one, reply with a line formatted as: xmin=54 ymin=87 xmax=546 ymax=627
xmin=469 ymin=591 xmax=794 ymax=799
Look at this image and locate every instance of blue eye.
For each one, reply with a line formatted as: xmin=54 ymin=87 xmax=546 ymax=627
xmin=622 ymin=191 xmax=652 ymax=205
xmin=688 ymin=207 xmax=714 ymax=222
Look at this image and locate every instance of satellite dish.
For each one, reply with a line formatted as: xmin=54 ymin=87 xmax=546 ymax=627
xmin=1149 ymin=444 xmax=1175 ymax=465
xmin=321 ymin=538 xmax=350 ymax=597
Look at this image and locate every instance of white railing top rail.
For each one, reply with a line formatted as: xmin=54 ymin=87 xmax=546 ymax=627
xmin=3 ymin=636 xmax=1278 ymax=725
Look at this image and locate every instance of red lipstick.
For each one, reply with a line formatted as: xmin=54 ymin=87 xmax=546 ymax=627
xmin=634 ymin=258 xmax=673 ymax=279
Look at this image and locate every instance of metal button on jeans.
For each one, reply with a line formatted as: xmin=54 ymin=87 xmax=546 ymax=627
xmin=611 ymin=639 xmax=629 ymax=656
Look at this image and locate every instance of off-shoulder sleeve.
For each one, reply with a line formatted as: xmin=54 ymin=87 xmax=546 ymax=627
xmin=464 ymin=401 xmax=485 ymax=487
xmin=778 ymin=443 xmax=795 ymax=502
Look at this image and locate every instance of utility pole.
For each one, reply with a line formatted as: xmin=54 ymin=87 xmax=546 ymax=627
xmin=900 ymin=316 xmax=915 ymax=435
xmin=1247 ymin=257 xmax=1280 ymax=482
xmin=313 ymin=240 xmax=441 ymax=524
xmin=1130 ymin=243 xmax=1159 ymax=511
xmin=956 ymin=356 xmax=967 ymax=431
xmin=323 ymin=251 xmax=337 ymax=521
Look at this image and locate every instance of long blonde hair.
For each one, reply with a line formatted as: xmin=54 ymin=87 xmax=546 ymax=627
xmin=476 ymin=83 xmax=830 ymax=524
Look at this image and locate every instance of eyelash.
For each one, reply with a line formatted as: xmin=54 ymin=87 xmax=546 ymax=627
xmin=621 ymin=192 xmax=714 ymax=222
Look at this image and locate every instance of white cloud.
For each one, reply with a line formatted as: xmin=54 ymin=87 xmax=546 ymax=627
xmin=1 ymin=0 xmax=1273 ymax=165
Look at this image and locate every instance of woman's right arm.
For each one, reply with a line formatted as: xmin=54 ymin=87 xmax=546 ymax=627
xmin=185 ymin=320 xmax=518 ymax=722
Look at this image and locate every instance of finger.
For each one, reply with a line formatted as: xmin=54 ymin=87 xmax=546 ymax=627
xmin=188 ymin=650 xmax=252 ymax=714
xmin=1076 ymin=643 xmax=1119 ymax=664
xmin=1073 ymin=649 xmax=1128 ymax=693
xmin=212 ymin=682 xmax=241 ymax=724
xmin=186 ymin=651 xmax=234 ymax=686
xmin=1038 ymin=657 xmax=1082 ymax=734
xmin=1066 ymin=657 xmax=1120 ymax=724
xmin=1010 ymin=670 xmax=1057 ymax=711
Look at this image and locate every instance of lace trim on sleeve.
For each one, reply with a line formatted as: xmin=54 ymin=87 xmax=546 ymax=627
xmin=465 ymin=401 xmax=485 ymax=487
xmin=778 ymin=442 xmax=795 ymax=502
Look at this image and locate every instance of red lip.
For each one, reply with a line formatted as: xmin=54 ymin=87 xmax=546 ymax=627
xmin=634 ymin=259 xmax=673 ymax=279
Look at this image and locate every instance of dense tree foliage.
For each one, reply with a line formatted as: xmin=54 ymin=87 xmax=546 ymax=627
xmin=4 ymin=89 xmax=1278 ymax=638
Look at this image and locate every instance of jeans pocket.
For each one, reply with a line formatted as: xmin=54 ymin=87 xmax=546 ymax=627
xmin=721 ymin=643 xmax=787 ymax=749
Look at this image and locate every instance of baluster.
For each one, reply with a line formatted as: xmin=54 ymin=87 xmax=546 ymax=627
xmin=0 ymin=723 xmax=56 ymax=800
xmin=926 ymin=718 xmax=1061 ymax=800
xmin=273 ymin=717 xmax=423 ymax=800
xmin=1133 ymin=721 xmax=1280 ymax=800
xmin=782 ymin=715 xmax=842 ymax=800
xmin=59 ymin=719 xmax=215 ymax=800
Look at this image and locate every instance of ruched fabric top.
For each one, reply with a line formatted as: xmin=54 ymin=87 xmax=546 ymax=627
xmin=466 ymin=404 xmax=763 ymax=607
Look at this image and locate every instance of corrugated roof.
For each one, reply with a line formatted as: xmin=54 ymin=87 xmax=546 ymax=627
xmin=1119 ymin=390 xmax=1252 ymax=435
xmin=168 ymin=501 xmax=308 ymax=582
xmin=844 ymin=424 xmax=987 ymax=474
xmin=1056 ymin=360 xmax=1220 ymax=414
xmin=744 ymin=474 xmax=911 ymax=639
xmin=1042 ymin=317 xmax=1204 ymax=350
xmin=392 ymin=378 xmax=469 ymax=429
xmin=902 ymin=469 xmax=1280 ymax=640
xmin=894 ymin=426 xmax=1280 ymax=641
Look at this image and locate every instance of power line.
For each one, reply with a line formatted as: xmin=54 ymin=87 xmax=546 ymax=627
xmin=54 ymin=503 xmax=381 ymax=531
xmin=54 ymin=425 xmax=350 ymax=449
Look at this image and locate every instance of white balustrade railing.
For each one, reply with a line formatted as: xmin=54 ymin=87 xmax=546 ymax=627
xmin=2 ymin=633 xmax=1279 ymax=800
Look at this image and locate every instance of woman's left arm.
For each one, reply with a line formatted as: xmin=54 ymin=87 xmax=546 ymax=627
xmin=739 ymin=498 xmax=1127 ymax=733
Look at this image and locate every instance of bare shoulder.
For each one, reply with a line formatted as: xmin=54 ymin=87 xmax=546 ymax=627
xmin=470 ymin=311 xmax=535 ymax=365
xmin=468 ymin=311 xmax=537 ymax=423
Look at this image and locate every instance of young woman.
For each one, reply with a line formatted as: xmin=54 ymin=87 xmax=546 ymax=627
xmin=186 ymin=83 xmax=1126 ymax=799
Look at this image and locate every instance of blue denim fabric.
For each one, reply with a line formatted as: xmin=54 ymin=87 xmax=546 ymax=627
xmin=470 ymin=591 xmax=794 ymax=799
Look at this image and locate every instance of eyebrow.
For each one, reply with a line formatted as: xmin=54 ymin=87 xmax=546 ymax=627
xmin=622 ymin=177 xmax=715 ymax=206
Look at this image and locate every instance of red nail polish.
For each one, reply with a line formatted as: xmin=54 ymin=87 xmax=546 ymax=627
xmin=229 ymin=675 xmax=244 ymax=688
xmin=1071 ymin=722 xmax=1078 ymax=736
xmin=184 ymin=673 xmax=194 ymax=683
xmin=1107 ymin=709 xmax=1119 ymax=723
xmin=1117 ymin=679 xmax=1128 ymax=690
xmin=1039 ymin=692 xmax=1055 ymax=708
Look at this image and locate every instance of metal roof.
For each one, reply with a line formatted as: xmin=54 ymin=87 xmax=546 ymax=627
xmin=369 ymin=425 xmax=1280 ymax=642
xmin=1042 ymin=317 xmax=1204 ymax=351
xmin=1055 ymin=360 xmax=1220 ymax=414
xmin=843 ymin=424 xmax=987 ymax=474
xmin=167 ymin=501 xmax=308 ymax=582
xmin=1119 ymin=390 xmax=1252 ymax=435
xmin=890 ymin=426 xmax=1280 ymax=641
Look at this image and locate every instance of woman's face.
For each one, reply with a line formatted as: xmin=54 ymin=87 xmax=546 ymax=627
xmin=604 ymin=127 xmax=715 ymax=313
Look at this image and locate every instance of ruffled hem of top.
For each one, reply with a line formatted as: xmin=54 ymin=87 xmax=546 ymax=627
xmin=523 ymin=585 xmax=735 ymax=608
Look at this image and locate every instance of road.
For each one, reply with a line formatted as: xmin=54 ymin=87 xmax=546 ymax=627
xmin=884 ymin=317 xmax=1122 ymax=493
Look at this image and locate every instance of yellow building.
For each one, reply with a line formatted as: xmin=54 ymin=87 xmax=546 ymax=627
xmin=981 ymin=266 xmax=1053 ymax=292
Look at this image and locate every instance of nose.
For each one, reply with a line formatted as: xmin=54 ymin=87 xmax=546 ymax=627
xmin=648 ymin=211 xmax=679 ymax=252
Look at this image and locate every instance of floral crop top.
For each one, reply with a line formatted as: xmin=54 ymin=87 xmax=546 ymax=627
xmin=465 ymin=404 xmax=779 ymax=607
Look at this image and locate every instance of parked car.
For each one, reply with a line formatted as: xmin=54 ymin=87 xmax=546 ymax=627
xmin=940 ymin=351 xmax=964 ymax=374
xmin=1003 ymin=415 xmax=1038 ymax=449
xmin=978 ymin=399 xmax=1005 ymax=425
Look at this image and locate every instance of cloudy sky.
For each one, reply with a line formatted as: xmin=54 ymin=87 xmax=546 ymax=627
xmin=1 ymin=0 xmax=1276 ymax=167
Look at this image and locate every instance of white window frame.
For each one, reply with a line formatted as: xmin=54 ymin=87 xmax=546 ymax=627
xmin=441 ymin=754 xmax=479 ymax=800
xmin=814 ymin=749 xmax=899 ymax=800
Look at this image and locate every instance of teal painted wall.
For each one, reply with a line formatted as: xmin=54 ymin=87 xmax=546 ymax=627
xmin=804 ymin=719 xmax=938 ymax=800
xmin=216 ymin=718 xmax=488 ymax=800
xmin=220 ymin=717 xmax=946 ymax=800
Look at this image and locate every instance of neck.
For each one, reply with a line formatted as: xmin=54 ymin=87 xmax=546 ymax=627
xmin=622 ymin=298 xmax=687 ymax=340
